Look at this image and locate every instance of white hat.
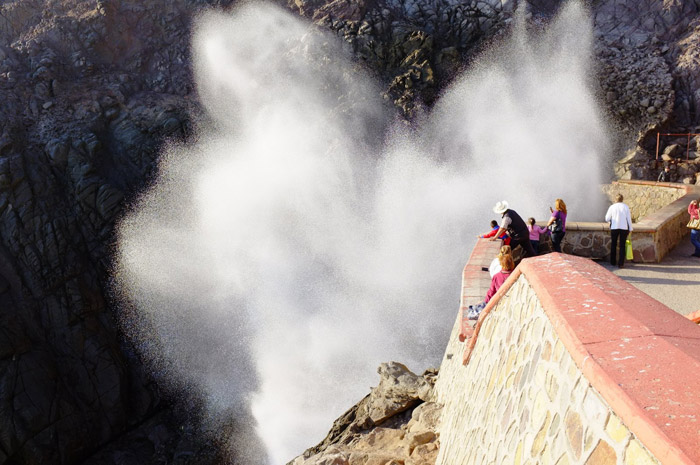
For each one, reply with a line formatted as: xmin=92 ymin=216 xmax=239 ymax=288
xmin=493 ymin=200 xmax=509 ymax=214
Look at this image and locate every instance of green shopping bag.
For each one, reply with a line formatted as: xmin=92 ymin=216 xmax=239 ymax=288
xmin=625 ymin=238 xmax=633 ymax=261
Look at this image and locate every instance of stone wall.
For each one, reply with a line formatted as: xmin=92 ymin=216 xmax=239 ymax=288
xmin=433 ymin=251 xmax=700 ymax=465
xmin=601 ymin=182 xmax=686 ymax=222
xmin=560 ymin=181 xmax=700 ymax=262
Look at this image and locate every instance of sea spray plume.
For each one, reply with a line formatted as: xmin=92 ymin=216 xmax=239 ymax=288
xmin=114 ymin=3 xmax=402 ymax=463
xmin=427 ymin=0 xmax=609 ymax=219
xmin=114 ymin=144 xmax=269 ymax=464
xmin=114 ymin=1 xmax=610 ymax=463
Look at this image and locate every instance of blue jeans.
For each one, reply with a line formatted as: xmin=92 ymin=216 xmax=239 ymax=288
xmin=691 ymin=229 xmax=700 ymax=256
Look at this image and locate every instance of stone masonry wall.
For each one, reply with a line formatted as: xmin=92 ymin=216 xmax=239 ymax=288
xmin=601 ymin=182 xmax=686 ymax=222
xmin=433 ymin=251 xmax=700 ymax=465
xmin=561 ymin=181 xmax=700 ymax=263
xmin=434 ymin=277 xmax=659 ymax=465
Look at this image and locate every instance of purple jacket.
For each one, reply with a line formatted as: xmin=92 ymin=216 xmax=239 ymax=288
xmin=552 ymin=210 xmax=567 ymax=232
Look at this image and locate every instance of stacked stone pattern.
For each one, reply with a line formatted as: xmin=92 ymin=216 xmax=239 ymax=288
xmin=600 ymin=183 xmax=686 ymax=223
xmin=434 ymin=278 xmax=659 ymax=465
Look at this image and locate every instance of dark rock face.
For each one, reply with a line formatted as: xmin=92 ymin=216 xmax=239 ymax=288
xmin=287 ymin=0 xmax=515 ymax=117
xmin=0 ymin=0 xmax=223 ymax=463
xmin=2 ymin=0 xmax=700 ymax=463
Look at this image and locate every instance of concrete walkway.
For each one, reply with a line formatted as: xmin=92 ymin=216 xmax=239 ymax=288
xmin=594 ymin=234 xmax=700 ymax=316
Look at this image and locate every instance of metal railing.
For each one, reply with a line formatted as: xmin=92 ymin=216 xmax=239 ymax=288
xmin=655 ymin=132 xmax=700 ymax=160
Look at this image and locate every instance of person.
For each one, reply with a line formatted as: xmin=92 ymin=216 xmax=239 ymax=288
xmin=527 ymin=218 xmax=548 ymax=255
xmin=488 ymin=245 xmax=512 ymax=277
xmin=546 ymin=199 xmax=567 ymax=253
xmin=605 ymin=194 xmax=633 ymax=268
xmin=657 ymin=165 xmax=672 ymax=183
xmin=468 ymin=249 xmax=515 ymax=320
xmin=478 ymin=220 xmax=510 ymax=245
xmin=689 ymin=198 xmax=700 ymax=258
xmin=490 ymin=201 xmax=537 ymax=258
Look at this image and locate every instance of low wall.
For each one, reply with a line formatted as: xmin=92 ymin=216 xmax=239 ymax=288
xmin=601 ymin=182 xmax=687 ymax=222
xmin=434 ymin=244 xmax=700 ymax=465
xmin=561 ymin=181 xmax=700 ymax=262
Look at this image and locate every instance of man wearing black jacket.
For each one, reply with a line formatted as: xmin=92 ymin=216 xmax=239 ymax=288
xmin=490 ymin=200 xmax=537 ymax=258
xmin=657 ymin=165 xmax=672 ymax=183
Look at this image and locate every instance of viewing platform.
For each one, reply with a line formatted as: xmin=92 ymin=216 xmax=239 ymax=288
xmin=431 ymin=179 xmax=700 ymax=465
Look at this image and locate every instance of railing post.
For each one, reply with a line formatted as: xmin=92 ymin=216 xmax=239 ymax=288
xmin=655 ymin=132 xmax=660 ymax=160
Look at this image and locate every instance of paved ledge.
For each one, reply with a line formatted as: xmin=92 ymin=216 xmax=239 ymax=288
xmin=458 ymin=238 xmax=501 ymax=343
xmin=464 ymin=253 xmax=700 ymax=464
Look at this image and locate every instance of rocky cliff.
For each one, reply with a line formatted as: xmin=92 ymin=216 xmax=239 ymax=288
xmin=1 ymin=0 xmax=700 ymax=464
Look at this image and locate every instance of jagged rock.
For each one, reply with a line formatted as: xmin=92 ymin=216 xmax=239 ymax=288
xmin=362 ymin=362 xmax=433 ymax=425
xmin=617 ymin=148 xmax=649 ymax=164
xmin=293 ymin=363 xmax=439 ymax=465
xmin=662 ymin=144 xmax=682 ymax=160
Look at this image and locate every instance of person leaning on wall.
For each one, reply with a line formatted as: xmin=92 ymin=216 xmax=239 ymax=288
xmin=605 ymin=194 xmax=633 ymax=268
xmin=490 ymin=200 xmax=538 ymax=258
xmin=467 ymin=248 xmax=515 ymax=320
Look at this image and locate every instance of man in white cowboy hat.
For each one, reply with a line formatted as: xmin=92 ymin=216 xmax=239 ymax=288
xmin=490 ymin=200 xmax=537 ymax=258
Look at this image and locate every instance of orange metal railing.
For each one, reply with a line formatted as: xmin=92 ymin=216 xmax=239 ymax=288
xmin=655 ymin=132 xmax=700 ymax=161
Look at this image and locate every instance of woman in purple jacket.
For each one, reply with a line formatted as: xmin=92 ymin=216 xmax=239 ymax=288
xmin=546 ymin=198 xmax=567 ymax=253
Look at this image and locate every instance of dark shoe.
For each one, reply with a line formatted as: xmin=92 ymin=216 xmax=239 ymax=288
xmin=618 ymin=263 xmax=624 ymax=268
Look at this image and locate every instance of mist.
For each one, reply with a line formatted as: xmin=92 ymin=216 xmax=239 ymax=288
xmin=114 ymin=1 xmax=609 ymax=463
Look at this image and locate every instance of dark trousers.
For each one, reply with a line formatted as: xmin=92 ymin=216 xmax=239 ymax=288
xmin=529 ymin=240 xmax=540 ymax=255
xmin=551 ymin=231 xmax=565 ymax=253
xmin=514 ymin=236 xmax=537 ymax=258
xmin=610 ymin=229 xmax=629 ymax=266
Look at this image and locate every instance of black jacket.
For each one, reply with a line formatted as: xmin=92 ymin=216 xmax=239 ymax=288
xmin=503 ymin=209 xmax=529 ymax=241
xmin=658 ymin=170 xmax=671 ymax=182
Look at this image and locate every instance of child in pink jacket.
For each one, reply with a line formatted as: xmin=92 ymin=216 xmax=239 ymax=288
xmin=527 ymin=217 xmax=548 ymax=256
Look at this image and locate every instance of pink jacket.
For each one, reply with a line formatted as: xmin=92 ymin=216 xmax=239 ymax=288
xmin=485 ymin=270 xmax=511 ymax=303
xmin=528 ymin=224 xmax=548 ymax=241
xmin=689 ymin=202 xmax=699 ymax=220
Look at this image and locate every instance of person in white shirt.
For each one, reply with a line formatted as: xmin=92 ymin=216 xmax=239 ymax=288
xmin=604 ymin=194 xmax=633 ymax=268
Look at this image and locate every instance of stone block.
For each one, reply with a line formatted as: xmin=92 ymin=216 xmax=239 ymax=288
xmin=585 ymin=440 xmax=616 ymax=464
xmin=604 ymin=413 xmax=628 ymax=444
xmin=514 ymin=441 xmax=523 ymax=465
xmin=582 ymin=388 xmax=609 ymax=427
xmin=531 ymin=411 xmax=551 ymax=457
xmin=531 ymin=390 xmax=549 ymax=430
xmin=564 ymin=410 xmax=583 ymax=460
xmin=545 ymin=373 xmax=559 ymax=403
xmin=623 ymin=439 xmax=657 ymax=465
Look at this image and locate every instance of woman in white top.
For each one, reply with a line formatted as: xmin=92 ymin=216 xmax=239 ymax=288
xmin=604 ymin=194 xmax=633 ymax=268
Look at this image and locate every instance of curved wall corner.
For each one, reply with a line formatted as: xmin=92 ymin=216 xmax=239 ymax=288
xmin=433 ymin=253 xmax=700 ymax=465
xmin=563 ymin=181 xmax=700 ymax=263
